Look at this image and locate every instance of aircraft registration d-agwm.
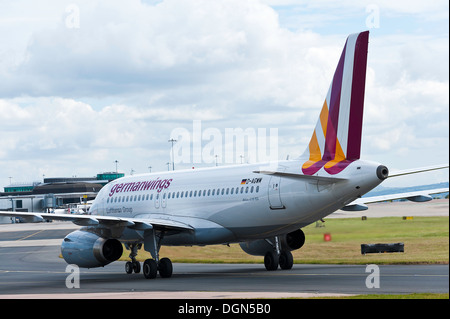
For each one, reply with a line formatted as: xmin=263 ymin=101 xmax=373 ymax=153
xmin=1 ymin=31 xmax=448 ymax=279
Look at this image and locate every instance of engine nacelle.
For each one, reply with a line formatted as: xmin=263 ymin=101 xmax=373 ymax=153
xmin=240 ymin=229 xmax=305 ymax=256
xmin=61 ymin=230 xmax=123 ymax=268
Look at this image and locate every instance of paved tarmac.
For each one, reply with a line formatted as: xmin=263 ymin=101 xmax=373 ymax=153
xmin=0 ymin=243 xmax=448 ymax=298
xmin=0 ymin=200 xmax=448 ymax=299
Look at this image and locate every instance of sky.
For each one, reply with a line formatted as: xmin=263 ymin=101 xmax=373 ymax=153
xmin=0 ymin=0 xmax=448 ymax=188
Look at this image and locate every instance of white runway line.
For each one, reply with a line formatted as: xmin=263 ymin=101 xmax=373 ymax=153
xmin=0 ymin=291 xmax=355 ymax=299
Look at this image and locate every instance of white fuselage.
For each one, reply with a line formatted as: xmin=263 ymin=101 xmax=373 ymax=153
xmin=89 ymin=158 xmax=384 ymax=246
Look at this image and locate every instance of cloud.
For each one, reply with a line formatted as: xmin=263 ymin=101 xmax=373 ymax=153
xmin=0 ymin=0 xmax=448 ymax=186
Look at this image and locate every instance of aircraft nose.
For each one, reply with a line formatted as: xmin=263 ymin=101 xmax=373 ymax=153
xmin=376 ymin=165 xmax=389 ymax=180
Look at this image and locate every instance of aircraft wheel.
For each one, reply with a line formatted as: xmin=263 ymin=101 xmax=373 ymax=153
xmin=133 ymin=260 xmax=141 ymax=273
xmin=279 ymin=251 xmax=293 ymax=270
xmin=143 ymin=259 xmax=158 ymax=279
xmin=158 ymin=257 xmax=173 ymax=278
xmin=125 ymin=261 xmax=133 ymax=274
xmin=264 ymin=251 xmax=279 ymax=271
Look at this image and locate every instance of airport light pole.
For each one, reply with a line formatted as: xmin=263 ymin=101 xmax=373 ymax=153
xmin=168 ymin=138 xmax=177 ymax=171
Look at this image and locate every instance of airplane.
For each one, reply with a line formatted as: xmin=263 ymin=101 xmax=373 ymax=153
xmin=1 ymin=31 xmax=448 ymax=279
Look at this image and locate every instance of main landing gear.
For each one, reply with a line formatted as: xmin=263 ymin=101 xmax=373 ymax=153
xmin=125 ymin=231 xmax=173 ymax=279
xmin=264 ymin=250 xmax=293 ymax=271
xmin=263 ymin=237 xmax=294 ymax=271
xmin=142 ymin=257 xmax=173 ymax=279
xmin=125 ymin=257 xmax=173 ymax=279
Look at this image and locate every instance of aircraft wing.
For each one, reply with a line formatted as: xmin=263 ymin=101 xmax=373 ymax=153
xmin=0 ymin=211 xmax=194 ymax=232
xmin=342 ymin=187 xmax=449 ymax=211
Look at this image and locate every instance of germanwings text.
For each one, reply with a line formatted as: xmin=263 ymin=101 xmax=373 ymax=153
xmin=109 ymin=178 xmax=173 ymax=196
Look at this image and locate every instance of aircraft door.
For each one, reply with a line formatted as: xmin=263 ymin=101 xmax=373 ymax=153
xmin=268 ymin=176 xmax=285 ymax=209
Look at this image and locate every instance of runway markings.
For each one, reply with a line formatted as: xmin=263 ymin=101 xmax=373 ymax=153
xmin=15 ymin=229 xmax=46 ymax=241
xmin=0 ymin=239 xmax=62 ymax=247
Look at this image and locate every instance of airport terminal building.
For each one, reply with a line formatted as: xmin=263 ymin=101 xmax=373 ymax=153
xmin=0 ymin=172 xmax=124 ymax=223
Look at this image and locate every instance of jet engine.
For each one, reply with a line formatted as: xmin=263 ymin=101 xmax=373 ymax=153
xmin=239 ymin=229 xmax=305 ymax=256
xmin=61 ymin=230 xmax=123 ymax=268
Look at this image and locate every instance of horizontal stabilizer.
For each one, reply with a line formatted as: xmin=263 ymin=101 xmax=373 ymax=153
xmin=253 ymin=170 xmax=347 ymax=183
xmin=346 ymin=187 xmax=449 ymax=206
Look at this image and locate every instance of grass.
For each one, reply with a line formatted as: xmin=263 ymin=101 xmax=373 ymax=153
xmin=294 ymin=293 xmax=449 ymax=299
xmin=120 ymin=216 xmax=449 ymax=265
xmin=328 ymin=293 xmax=449 ymax=299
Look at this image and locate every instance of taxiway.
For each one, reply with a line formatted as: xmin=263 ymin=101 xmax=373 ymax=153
xmin=0 ymin=200 xmax=448 ymax=298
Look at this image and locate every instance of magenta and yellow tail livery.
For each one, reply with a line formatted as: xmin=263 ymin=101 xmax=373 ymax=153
xmin=302 ymin=31 xmax=369 ymax=175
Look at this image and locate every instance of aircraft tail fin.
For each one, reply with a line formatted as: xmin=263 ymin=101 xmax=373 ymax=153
xmin=301 ymin=31 xmax=369 ymax=175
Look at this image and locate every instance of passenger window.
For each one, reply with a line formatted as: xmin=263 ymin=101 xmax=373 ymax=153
xmin=181 ymin=191 xmax=184 ymax=198
xmin=240 ymin=187 xmax=244 ymax=194
xmin=190 ymin=190 xmax=193 ymax=197
xmin=221 ymin=188 xmax=224 ymax=195
xmin=212 ymin=189 xmax=215 ymax=196
xmin=245 ymin=186 xmax=249 ymax=193
xmin=168 ymin=193 xmax=171 ymax=199
xmin=256 ymin=186 xmax=259 ymax=193
xmin=251 ymin=186 xmax=254 ymax=193
xmin=203 ymin=190 xmax=206 ymax=196
xmin=163 ymin=193 xmax=166 ymax=199
xmin=226 ymin=188 xmax=229 ymax=195
xmin=177 ymin=192 xmax=180 ymax=198
xmin=194 ymin=190 xmax=197 ymax=197
xmin=207 ymin=189 xmax=211 ymax=196
xmin=231 ymin=188 xmax=234 ymax=195
xmin=150 ymin=194 xmax=153 ymax=200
